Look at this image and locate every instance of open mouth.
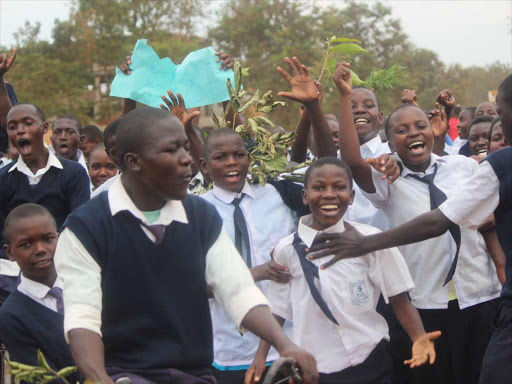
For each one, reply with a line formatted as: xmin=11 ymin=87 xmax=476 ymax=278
xmin=477 ymin=149 xmax=488 ymax=158
xmin=320 ymin=204 xmax=340 ymax=215
xmin=225 ymin=170 xmax=240 ymax=182
xmin=58 ymin=144 xmax=69 ymax=155
xmin=408 ymin=141 xmax=426 ymax=154
xmin=181 ymin=173 xmax=193 ymax=183
xmin=17 ymin=138 xmax=32 ymax=155
xmin=354 ymin=118 xmax=369 ymax=126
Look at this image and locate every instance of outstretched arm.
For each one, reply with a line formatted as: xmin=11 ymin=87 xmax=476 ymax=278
xmin=277 ymin=57 xmax=336 ymax=159
xmin=0 ymin=49 xmax=16 ymax=129
xmin=289 ymin=108 xmax=312 ymax=163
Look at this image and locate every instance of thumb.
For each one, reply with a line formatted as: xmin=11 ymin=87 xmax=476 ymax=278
xmin=364 ymin=157 xmax=378 ymax=166
xmin=428 ymin=330 xmax=442 ymax=341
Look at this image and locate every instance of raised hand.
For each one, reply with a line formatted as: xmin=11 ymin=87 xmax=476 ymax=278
xmin=404 ymin=331 xmax=441 ymax=368
xmin=216 ymin=51 xmax=234 ymax=71
xmin=332 ymin=62 xmax=352 ymax=96
xmin=401 ymin=89 xmax=419 ymax=107
xmin=365 ymin=154 xmax=401 ymax=184
xmin=428 ymin=103 xmax=448 ymax=138
xmin=0 ymin=48 xmax=17 ymax=77
xmin=160 ymin=90 xmax=200 ymax=129
xmin=277 ymin=57 xmax=319 ymax=105
xmin=120 ymin=51 xmax=134 ymax=75
xmin=436 ymin=89 xmax=455 ymax=108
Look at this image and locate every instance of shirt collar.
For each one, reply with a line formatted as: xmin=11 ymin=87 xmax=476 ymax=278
xmin=360 ymin=135 xmax=382 ymax=155
xmin=108 ymin=176 xmax=188 ymax=226
xmin=297 ymin=214 xmax=346 ymax=248
xmin=9 ymin=150 xmax=63 ymax=175
xmin=19 ymin=275 xmax=63 ymax=299
xmin=212 ymin=180 xmax=255 ymax=204
xmin=400 ymin=153 xmax=447 ymax=178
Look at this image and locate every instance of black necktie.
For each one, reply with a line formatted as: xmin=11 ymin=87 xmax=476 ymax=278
xmin=232 ymin=194 xmax=251 ymax=267
xmin=48 ymin=286 xmax=64 ymax=315
xmin=292 ymin=232 xmax=338 ymax=325
xmin=407 ymin=163 xmax=461 ymax=285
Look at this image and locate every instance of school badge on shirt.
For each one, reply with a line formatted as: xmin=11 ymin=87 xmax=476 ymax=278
xmin=350 ymin=280 xmax=369 ymax=307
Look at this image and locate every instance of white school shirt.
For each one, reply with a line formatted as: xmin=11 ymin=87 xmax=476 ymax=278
xmin=201 ymin=181 xmax=296 ymax=367
xmin=361 ymin=154 xmax=501 ymax=309
xmin=18 ymin=275 xmax=64 ymax=313
xmin=452 ymin=137 xmax=468 ymax=151
xmin=269 ymin=215 xmax=414 ymax=374
xmin=344 ymin=135 xmax=391 ymax=231
xmin=8 ymin=151 xmax=63 ymax=185
xmin=90 ymin=172 xmax=120 ymax=198
xmin=0 ymin=158 xmax=12 ymax=169
xmin=54 ymin=177 xmax=269 ymax=340
xmin=0 ymin=259 xmax=20 ymax=277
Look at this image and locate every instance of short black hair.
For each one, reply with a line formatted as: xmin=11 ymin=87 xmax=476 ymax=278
xmin=384 ymin=103 xmax=429 ymax=138
xmin=304 ymin=157 xmax=353 ymax=190
xmin=13 ymin=102 xmax=46 ymax=122
xmin=116 ymin=107 xmax=181 ymax=169
xmin=103 ymin=118 xmax=121 ymax=155
xmin=462 ymin=106 xmax=477 ymax=120
xmin=352 ymin=86 xmax=380 ymax=111
xmin=468 ymin=115 xmax=494 ymax=136
xmin=4 ymin=203 xmax=56 ymax=244
xmin=54 ymin=114 xmax=81 ymax=131
xmin=453 ymin=105 xmax=462 ymax=116
xmin=81 ymin=124 xmax=102 ymax=142
xmin=202 ymin=128 xmax=245 ymax=159
xmin=489 ymin=117 xmax=502 ymax=139
xmin=498 ymin=73 xmax=512 ymax=105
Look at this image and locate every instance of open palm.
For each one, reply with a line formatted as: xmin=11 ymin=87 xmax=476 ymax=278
xmin=277 ymin=57 xmax=319 ymax=105
xmin=160 ymin=90 xmax=199 ymax=128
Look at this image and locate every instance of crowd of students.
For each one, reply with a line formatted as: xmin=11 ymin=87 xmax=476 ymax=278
xmin=0 ymin=44 xmax=510 ymax=384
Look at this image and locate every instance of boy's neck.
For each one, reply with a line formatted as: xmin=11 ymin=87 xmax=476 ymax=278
xmin=121 ymin=173 xmax=167 ymax=212
xmin=23 ymin=148 xmax=50 ymax=174
xmin=402 ymin=155 xmax=432 ymax=173
xmin=24 ymin=268 xmax=57 ymax=288
xmin=358 ymin=133 xmax=378 ymax=146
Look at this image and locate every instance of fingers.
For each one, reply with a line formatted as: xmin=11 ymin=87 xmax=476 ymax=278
xmin=183 ymin=111 xmax=200 ymax=127
xmin=320 ymin=255 xmax=342 ymax=270
xmin=276 ymin=91 xmax=300 ymax=103
xmin=284 ymin=57 xmax=299 ymax=77
xmin=167 ymin=90 xmax=179 ymax=106
xmin=161 ymin=93 xmax=174 ymax=110
xmin=427 ymin=330 xmax=442 ymax=341
xmin=6 ymin=48 xmax=16 ymax=68
xmin=429 ymin=348 xmax=436 ymax=365
xmin=292 ymin=56 xmax=305 ymax=76
xmin=244 ymin=367 xmax=255 ymax=384
xmin=216 ymin=51 xmax=233 ymax=70
xmin=276 ymin=66 xmax=293 ymax=83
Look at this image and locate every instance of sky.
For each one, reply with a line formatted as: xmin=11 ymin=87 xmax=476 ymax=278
xmin=0 ymin=0 xmax=511 ymax=67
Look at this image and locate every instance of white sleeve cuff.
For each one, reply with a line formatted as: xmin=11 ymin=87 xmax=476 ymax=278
xmin=64 ymin=303 xmax=102 ymax=343
xmin=220 ymin=285 xmax=269 ymax=333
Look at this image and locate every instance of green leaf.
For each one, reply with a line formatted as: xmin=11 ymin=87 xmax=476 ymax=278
xmin=329 ymin=37 xmax=361 ymax=44
xmin=234 ymin=61 xmax=242 ymax=94
xmin=328 ymin=43 xmax=368 ymax=55
xmin=241 ymin=67 xmax=250 ymax=77
xmin=227 ymin=78 xmax=235 ymax=99
xmin=248 ymin=118 xmax=259 ymax=132
xmin=211 ymin=109 xmax=220 ymax=128
xmin=37 ymin=350 xmax=52 ymax=371
xmin=56 ymin=366 xmax=77 ymax=377
xmin=253 ymin=115 xmax=274 ymax=128
xmin=238 ymin=90 xmax=260 ymax=114
xmin=350 ymin=70 xmax=365 ymax=86
xmin=326 ymin=58 xmax=337 ymax=74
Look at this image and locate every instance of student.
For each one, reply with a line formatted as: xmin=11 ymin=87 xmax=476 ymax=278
xmin=197 ymin=57 xmax=336 ymax=383
xmin=79 ymin=124 xmax=103 ymax=160
xmin=475 ymin=101 xmax=497 ymax=118
xmin=0 ymin=204 xmax=80 ymax=383
xmin=0 ymin=48 xmax=17 ymax=154
xmin=54 ymin=107 xmax=318 ymax=384
xmin=50 ymin=115 xmax=88 ymax=172
xmin=88 ymin=143 xmax=118 ymax=190
xmin=328 ymin=63 xmax=501 ymax=384
xmin=453 ymin=107 xmax=476 ymax=154
xmin=306 ymin=72 xmax=512 ymax=384
xmin=467 ymin=116 xmax=493 ymax=158
xmin=246 ymin=157 xmax=440 ymax=384
xmin=489 ymin=117 xmax=508 ymax=153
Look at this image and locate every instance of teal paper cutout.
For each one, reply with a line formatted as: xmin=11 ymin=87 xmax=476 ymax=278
xmin=110 ymin=39 xmax=235 ymax=109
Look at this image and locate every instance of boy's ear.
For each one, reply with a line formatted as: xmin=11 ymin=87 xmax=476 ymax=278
xmin=388 ymin=139 xmax=395 ymax=152
xmin=3 ymin=243 xmax=13 ymax=261
xmin=43 ymin=122 xmax=49 ymax=135
xmin=124 ymin=152 xmax=141 ymax=172
xmin=348 ymin=189 xmax=355 ymax=206
xmin=199 ymin=158 xmax=208 ymax=175
xmin=94 ymin=138 xmax=101 ymax=145
xmin=301 ymin=188 xmax=308 ymax=206
xmin=79 ymin=135 xmax=86 ymax=143
xmin=378 ymin=111 xmax=384 ymax=126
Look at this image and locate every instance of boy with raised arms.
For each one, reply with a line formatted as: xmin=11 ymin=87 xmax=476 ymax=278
xmin=54 ymin=107 xmax=318 ymax=384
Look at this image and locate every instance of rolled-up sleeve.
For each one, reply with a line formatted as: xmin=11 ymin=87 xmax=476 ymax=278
xmin=205 ymin=227 xmax=269 ymax=332
xmin=54 ymin=228 xmax=102 ymax=340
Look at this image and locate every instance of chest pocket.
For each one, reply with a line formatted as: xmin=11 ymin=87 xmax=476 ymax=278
xmin=340 ymin=275 xmax=373 ymax=315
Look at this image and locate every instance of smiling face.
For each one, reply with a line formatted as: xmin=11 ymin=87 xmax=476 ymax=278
xmin=457 ymin=109 xmax=474 ymax=140
xmin=489 ymin=122 xmax=508 ymax=153
xmin=4 ymin=215 xmax=58 ymax=284
xmin=388 ymin=106 xmax=433 ymax=172
xmin=51 ymin=118 xmax=80 ymax=161
xmin=475 ymin=102 xmax=497 ymax=118
xmin=88 ymin=147 xmax=118 ymax=189
xmin=350 ymin=88 xmax=384 ymax=145
xmin=200 ymin=134 xmax=250 ymax=193
xmin=303 ymin=164 xmax=354 ymax=230
xmin=468 ymin=122 xmax=491 ymax=156
xmin=6 ymin=104 xmax=48 ymax=162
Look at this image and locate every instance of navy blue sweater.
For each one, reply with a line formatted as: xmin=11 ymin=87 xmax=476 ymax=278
xmin=0 ymin=290 xmax=79 ymax=382
xmin=485 ymin=147 xmax=512 ymax=300
xmin=64 ymin=192 xmax=223 ymax=371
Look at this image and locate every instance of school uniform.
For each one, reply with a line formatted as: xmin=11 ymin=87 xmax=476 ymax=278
xmin=91 ymin=172 xmax=120 ymax=198
xmin=201 ymin=181 xmax=297 ymax=382
xmin=0 ymin=259 xmax=19 ymax=305
xmin=268 ymin=215 xmax=414 ymax=384
xmin=0 ymin=275 xmax=80 ymax=383
xmin=439 ymin=147 xmax=512 ymax=384
xmin=54 ymin=177 xmax=269 ymax=384
xmin=362 ymin=153 xmax=501 ymax=384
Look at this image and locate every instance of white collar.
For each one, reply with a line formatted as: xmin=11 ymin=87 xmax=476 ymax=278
xmin=360 ymin=135 xmax=383 ymax=155
xmin=108 ymin=176 xmax=188 ymax=226
xmin=9 ymin=150 xmax=63 ymax=176
xmin=297 ymin=214 xmax=346 ymax=248
xmin=212 ymin=180 xmax=256 ymax=204
xmin=19 ymin=275 xmax=63 ymax=299
xmin=401 ymin=153 xmax=446 ymax=178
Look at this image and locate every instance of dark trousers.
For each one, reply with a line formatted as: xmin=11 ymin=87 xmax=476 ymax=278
xmin=480 ymin=300 xmax=512 ymax=384
xmin=319 ymin=340 xmax=392 ymax=384
xmin=213 ymin=366 xmax=269 ymax=384
xmin=108 ymin=367 xmax=217 ymax=384
xmin=413 ymin=299 xmax=497 ymax=384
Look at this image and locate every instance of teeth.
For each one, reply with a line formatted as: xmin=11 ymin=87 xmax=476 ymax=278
xmin=321 ymin=205 xmax=338 ymax=209
xmin=226 ymin=171 xmax=239 ymax=176
xmin=354 ymin=118 xmax=368 ymax=124
xmin=408 ymin=141 xmax=424 ymax=149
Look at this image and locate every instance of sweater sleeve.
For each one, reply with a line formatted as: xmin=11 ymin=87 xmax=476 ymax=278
xmin=65 ymin=164 xmax=90 ymax=212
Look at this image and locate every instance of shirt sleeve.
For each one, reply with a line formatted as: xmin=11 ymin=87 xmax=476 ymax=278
xmin=267 ymin=242 xmax=293 ymax=320
xmin=439 ymin=161 xmax=500 ymax=230
xmin=205 ymin=227 xmax=269 ymax=332
xmin=54 ymin=228 xmax=102 ymax=340
xmin=359 ymin=167 xmax=391 ymax=209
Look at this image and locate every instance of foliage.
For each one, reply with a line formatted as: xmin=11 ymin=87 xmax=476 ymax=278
xmin=3 ymin=350 xmax=77 ymax=384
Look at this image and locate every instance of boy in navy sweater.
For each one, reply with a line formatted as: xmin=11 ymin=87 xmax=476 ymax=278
xmin=0 ymin=204 xmax=79 ymax=382
xmin=54 ymin=107 xmax=318 ymax=384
